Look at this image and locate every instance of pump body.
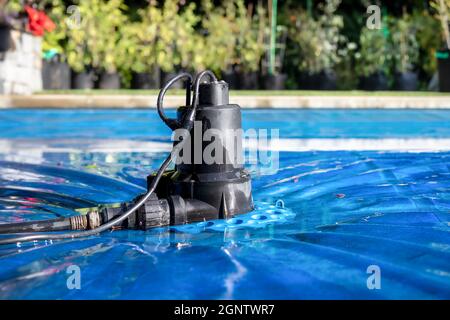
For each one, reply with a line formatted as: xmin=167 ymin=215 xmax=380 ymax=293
xmin=65 ymin=79 xmax=253 ymax=231
xmin=145 ymin=80 xmax=253 ymax=227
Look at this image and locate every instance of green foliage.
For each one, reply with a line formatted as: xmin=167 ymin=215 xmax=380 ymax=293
xmin=121 ymin=1 xmax=161 ymax=74
xmin=335 ymin=42 xmax=358 ymax=89
xmin=66 ymin=0 xmax=127 ymax=73
xmin=200 ymin=0 xmax=266 ymax=73
xmin=355 ymin=27 xmax=390 ymax=77
xmin=7 ymin=0 xmax=445 ymax=90
xmin=39 ymin=0 xmax=269 ymax=75
xmin=156 ymin=0 xmax=181 ymax=72
xmin=356 ymin=12 xmax=422 ymax=77
xmin=389 ymin=14 xmax=420 ymax=73
xmin=413 ymin=10 xmax=441 ymax=75
xmin=430 ymin=0 xmax=450 ymax=49
xmin=173 ymin=1 xmax=204 ymax=72
xmin=123 ymin=0 xmax=203 ymax=74
xmin=65 ymin=3 xmax=89 ymax=73
xmin=41 ymin=0 xmax=68 ymax=57
xmin=2 ymin=0 xmax=21 ymax=13
xmin=287 ymin=0 xmax=348 ymax=74
xmin=0 ymin=0 xmax=23 ymax=28
xmin=233 ymin=0 xmax=267 ymax=72
xmin=201 ymin=0 xmax=238 ymax=73
xmin=90 ymin=0 xmax=127 ymax=73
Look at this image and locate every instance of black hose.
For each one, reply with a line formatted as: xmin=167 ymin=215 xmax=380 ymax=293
xmin=0 ymin=155 xmax=172 ymax=245
xmin=0 ymin=71 xmax=218 ymax=246
xmin=157 ymin=73 xmax=192 ymax=130
xmin=190 ymin=71 xmax=217 ymax=121
xmin=0 ymin=73 xmax=190 ymax=245
xmin=0 ymin=217 xmax=71 ymax=234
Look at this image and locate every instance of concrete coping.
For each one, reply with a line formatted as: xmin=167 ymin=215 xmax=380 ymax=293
xmin=1 ymin=94 xmax=450 ymax=109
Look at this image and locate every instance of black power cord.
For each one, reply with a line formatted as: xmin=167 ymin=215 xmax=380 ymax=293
xmin=0 ymin=71 xmax=217 ymax=246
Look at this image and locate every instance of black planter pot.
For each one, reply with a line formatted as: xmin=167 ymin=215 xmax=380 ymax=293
xmin=298 ymin=71 xmax=337 ymax=90
xmin=42 ymin=60 xmax=71 ymax=90
xmin=0 ymin=25 xmax=11 ymax=52
xmin=131 ymin=70 xmax=160 ymax=89
xmin=261 ymin=73 xmax=287 ymax=90
xmin=358 ymin=72 xmax=389 ymax=91
xmin=393 ymin=72 xmax=418 ymax=91
xmin=222 ymin=71 xmax=239 ymax=90
xmin=71 ymin=71 xmax=95 ymax=90
xmin=238 ymin=72 xmax=259 ymax=90
xmin=437 ymin=50 xmax=450 ymax=92
xmin=98 ymin=72 xmax=121 ymax=90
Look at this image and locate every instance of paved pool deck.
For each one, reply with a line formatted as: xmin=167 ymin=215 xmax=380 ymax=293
xmin=1 ymin=94 xmax=450 ymax=108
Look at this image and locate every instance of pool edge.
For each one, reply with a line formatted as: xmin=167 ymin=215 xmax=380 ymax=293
xmin=1 ymin=94 xmax=450 ymax=109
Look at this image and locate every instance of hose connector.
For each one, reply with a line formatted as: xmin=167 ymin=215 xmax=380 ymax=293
xmin=69 ymin=210 xmax=102 ymax=230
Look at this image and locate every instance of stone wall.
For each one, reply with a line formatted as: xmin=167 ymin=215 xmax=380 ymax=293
xmin=0 ymin=30 xmax=42 ymax=95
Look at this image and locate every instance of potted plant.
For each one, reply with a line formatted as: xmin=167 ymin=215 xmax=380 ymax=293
xmin=124 ymin=22 xmax=161 ymax=89
xmin=287 ymin=0 xmax=345 ymax=90
xmin=42 ymin=51 xmax=71 ymax=90
xmin=89 ymin=0 xmax=127 ymax=89
xmin=233 ymin=0 xmax=266 ymax=89
xmin=412 ymin=10 xmax=441 ymax=87
xmin=157 ymin=0 xmax=194 ymax=89
xmin=41 ymin=0 xmax=70 ymax=90
xmin=260 ymin=26 xmax=288 ymax=90
xmin=172 ymin=1 xmax=205 ymax=84
xmin=431 ymin=0 xmax=450 ymax=92
xmin=122 ymin=1 xmax=169 ymax=89
xmin=260 ymin=37 xmax=288 ymax=89
xmin=122 ymin=1 xmax=161 ymax=90
xmin=202 ymin=0 xmax=238 ymax=88
xmin=0 ymin=22 xmax=12 ymax=53
xmin=261 ymin=0 xmax=287 ymax=90
xmin=389 ymin=13 xmax=420 ymax=91
xmin=66 ymin=1 xmax=94 ymax=89
xmin=66 ymin=0 xmax=127 ymax=90
xmin=355 ymin=27 xmax=391 ymax=91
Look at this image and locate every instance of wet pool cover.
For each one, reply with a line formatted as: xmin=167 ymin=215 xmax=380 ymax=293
xmin=0 ymin=109 xmax=449 ymax=299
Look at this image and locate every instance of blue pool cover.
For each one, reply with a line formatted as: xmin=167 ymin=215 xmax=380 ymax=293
xmin=0 ymin=108 xmax=449 ymax=299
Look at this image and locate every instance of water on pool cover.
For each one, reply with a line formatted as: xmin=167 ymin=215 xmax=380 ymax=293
xmin=0 ymin=109 xmax=449 ymax=299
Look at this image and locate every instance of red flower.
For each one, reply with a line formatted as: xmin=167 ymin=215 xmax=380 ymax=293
xmin=25 ymin=5 xmax=39 ymax=21
xmin=25 ymin=5 xmax=56 ymax=37
xmin=39 ymin=10 xmax=56 ymax=32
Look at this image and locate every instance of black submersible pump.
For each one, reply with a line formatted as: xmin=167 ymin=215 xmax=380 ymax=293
xmin=0 ymin=70 xmax=253 ymax=245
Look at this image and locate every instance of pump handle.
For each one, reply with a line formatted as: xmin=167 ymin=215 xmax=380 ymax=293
xmin=157 ymin=73 xmax=193 ymax=130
